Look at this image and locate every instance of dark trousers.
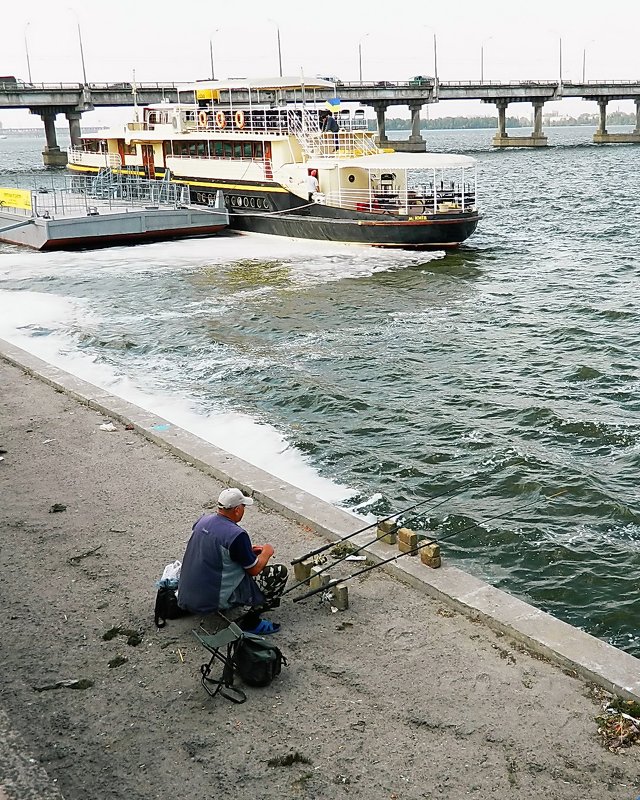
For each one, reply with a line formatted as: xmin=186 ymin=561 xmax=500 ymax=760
xmin=240 ymin=564 xmax=288 ymax=627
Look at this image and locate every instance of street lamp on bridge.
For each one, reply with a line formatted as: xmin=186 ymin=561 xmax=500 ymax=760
xmin=209 ymin=28 xmax=220 ymax=80
xmin=67 ymin=9 xmax=87 ymax=85
xmin=24 ymin=22 xmax=33 ymax=84
xmin=421 ymin=27 xmax=439 ymax=99
xmin=358 ymin=33 xmax=370 ymax=82
xmin=76 ymin=22 xmax=87 ymax=85
xmin=267 ymin=19 xmax=283 ymax=77
xmin=480 ymin=36 xmax=494 ymax=83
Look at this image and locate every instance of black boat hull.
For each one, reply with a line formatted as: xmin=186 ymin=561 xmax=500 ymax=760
xmin=228 ymin=204 xmax=479 ymax=249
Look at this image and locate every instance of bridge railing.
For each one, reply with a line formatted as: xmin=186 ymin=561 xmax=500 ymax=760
xmin=0 ymin=81 xmax=180 ymax=91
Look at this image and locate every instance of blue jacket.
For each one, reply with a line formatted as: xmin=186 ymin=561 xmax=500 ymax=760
xmin=178 ymin=514 xmax=265 ymax=614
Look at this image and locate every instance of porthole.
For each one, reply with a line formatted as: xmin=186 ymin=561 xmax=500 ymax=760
xmin=250 ymin=197 xmax=256 ymax=207
xmin=348 ymin=174 xmax=356 ymax=183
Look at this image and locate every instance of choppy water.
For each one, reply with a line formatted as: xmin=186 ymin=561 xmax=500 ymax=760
xmin=1 ymin=127 xmax=639 ymax=655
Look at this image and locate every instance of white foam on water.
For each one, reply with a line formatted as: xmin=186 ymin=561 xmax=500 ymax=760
xmin=0 ymin=288 xmax=354 ymax=505
xmin=0 ymin=233 xmax=442 ymax=284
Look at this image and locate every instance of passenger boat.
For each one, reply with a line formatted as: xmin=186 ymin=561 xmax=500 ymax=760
xmin=68 ymin=77 xmax=480 ymax=249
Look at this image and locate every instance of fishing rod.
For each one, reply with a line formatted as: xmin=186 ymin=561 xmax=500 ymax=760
xmin=282 ymin=488 xmax=464 ymax=597
xmin=292 ymin=490 xmax=566 ymax=604
xmin=290 ymin=479 xmax=478 ymax=567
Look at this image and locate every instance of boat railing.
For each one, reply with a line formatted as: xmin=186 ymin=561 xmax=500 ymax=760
xmin=319 ymin=187 xmax=476 ymax=215
xmin=22 ymin=172 xmax=191 ymax=218
xmin=68 ymin=147 xmax=122 ymax=170
xmin=287 ymin=108 xmax=380 ymax=159
xmin=178 ymin=105 xmax=372 ymax=139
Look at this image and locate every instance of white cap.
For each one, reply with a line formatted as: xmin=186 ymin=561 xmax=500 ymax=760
xmin=217 ymin=487 xmax=254 ymax=509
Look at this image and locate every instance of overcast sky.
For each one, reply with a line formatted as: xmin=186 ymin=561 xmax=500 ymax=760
xmin=2 ymin=0 xmax=639 ymax=127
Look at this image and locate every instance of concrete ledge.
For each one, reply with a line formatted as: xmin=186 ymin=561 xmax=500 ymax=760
xmin=493 ymin=134 xmax=549 ymax=147
xmin=593 ymin=132 xmax=640 ymax=144
xmin=2 ymin=337 xmax=638 ymax=702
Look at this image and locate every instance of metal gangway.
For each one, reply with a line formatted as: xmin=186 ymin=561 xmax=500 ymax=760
xmin=86 ymin=168 xmax=189 ymax=207
xmin=1 ymin=172 xmax=191 ymax=221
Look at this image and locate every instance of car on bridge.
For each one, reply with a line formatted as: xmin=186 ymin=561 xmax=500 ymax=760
xmin=410 ymin=75 xmax=433 ymax=86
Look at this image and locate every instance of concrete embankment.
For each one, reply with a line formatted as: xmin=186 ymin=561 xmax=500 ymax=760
xmin=2 ymin=339 xmax=638 ymax=703
xmin=0 ymin=340 xmax=638 ymax=800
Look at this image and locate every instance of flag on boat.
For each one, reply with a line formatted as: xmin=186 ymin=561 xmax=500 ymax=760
xmin=325 ymin=96 xmax=341 ymax=112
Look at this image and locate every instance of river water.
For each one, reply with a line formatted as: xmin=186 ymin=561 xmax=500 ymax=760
xmin=1 ymin=127 xmax=638 ymax=655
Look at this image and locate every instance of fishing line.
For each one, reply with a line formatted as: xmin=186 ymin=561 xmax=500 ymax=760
xmin=293 ymin=489 xmax=566 ymax=603
xmin=291 ymin=477 xmax=479 ymax=566
xmin=282 ymin=488 xmax=468 ymax=596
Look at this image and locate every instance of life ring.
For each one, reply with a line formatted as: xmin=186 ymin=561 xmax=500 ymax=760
xmin=198 ymin=110 xmax=208 ymax=127
xmin=235 ymin=110 xmax=245 ymax=129
xmin=215 ymin=110 xmax=227 ymax=129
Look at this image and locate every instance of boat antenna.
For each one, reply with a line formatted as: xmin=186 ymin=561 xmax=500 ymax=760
xmin=293 ymin=490 xmax=566 ymax=604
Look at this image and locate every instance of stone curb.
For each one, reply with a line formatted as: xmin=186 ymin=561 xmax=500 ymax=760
xmin=2 ymin=338 xmax=638 ymax=703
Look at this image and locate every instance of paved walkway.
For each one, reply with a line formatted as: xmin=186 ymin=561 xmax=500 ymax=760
xmin=0 ymin=357 xmax=638 ymax=800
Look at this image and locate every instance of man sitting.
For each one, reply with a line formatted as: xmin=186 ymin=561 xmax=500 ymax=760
xmin=178 ymin=487 xmax=287 ymax=634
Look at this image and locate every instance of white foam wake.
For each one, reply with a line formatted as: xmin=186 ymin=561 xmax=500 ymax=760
xmin=0 ymin=288 xmax=354 ymax=504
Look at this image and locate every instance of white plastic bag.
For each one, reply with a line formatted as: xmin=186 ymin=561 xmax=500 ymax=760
xmin=161 ymin=560 xmax=181 ymax=582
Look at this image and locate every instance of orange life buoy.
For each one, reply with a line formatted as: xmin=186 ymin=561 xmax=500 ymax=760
xmin=198 ymin=110 xmax=208 ymax=127
xmin=215 ymin=110 xmax=227 ymax=129
xmin=235 ymin=110 xmax=245 ymax=129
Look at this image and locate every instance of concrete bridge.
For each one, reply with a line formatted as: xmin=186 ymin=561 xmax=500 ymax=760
xmin=2 ymin=79 xmax=639 ymax=165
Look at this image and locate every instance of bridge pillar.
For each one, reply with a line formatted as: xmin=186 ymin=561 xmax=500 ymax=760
xmin=65 ymin=111 xmax=83 ymax=149
xmin=34 ymin=110 xmax=68 ymax=167
xmin=386 ymin=103 xmax=428 ymax=152
xmin=593 ymin=97 xmax=640 ymax=143
xmin=493 ymin=99 xmax=548 ymax=147
xmin=372 ymin=102 xmax=390 ymax=147
xmin=408 ymin=104 xmax=423 ymax=143
xmin=496 ymin=101 xmax=508 ymax=138
xmin=596 ymin=99 xmax=608 ymax=135
xmin=532 ymin=102 xmax=545 ymax=138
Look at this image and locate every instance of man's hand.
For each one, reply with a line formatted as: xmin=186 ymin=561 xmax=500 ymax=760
xmin=255 ymin=543 xmax=274 ymax=557
xmin=246 ymin=543 xmax=274 ymax=576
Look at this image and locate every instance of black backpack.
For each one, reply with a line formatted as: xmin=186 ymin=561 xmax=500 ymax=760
xmin=154 ymin=585 xmax=189 ymax=628
xmin=233 ymin=635 xmax=287 ymax=687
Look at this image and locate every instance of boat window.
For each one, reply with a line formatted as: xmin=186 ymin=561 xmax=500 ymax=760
xmin=196 ymin=142 xmax=206 ymax=158
xmin=243 ymin=142 xmax=252 ymax=159
xmin=189 ymin=143 xmax=197 ymax=157
xmin=211 ymin=141 xmax=223 ymax=157
xmin=233 ymin=143 xmax=243 ymax=159
xmin=124 ymin=142 xmax=136 ymax=156
xmin=223 ymin=142 xmax=233 ymax=158
xmin=254 ymin=142 xmax=264 ymax=158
